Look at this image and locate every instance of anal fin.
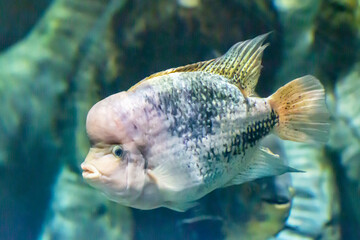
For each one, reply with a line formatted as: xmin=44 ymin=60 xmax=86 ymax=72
xmin=224 ymin=147 xmax=301 ymax=187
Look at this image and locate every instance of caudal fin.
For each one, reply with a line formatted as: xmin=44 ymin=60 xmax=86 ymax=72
xmin=267 ymin=75 xmax=330 ymax=143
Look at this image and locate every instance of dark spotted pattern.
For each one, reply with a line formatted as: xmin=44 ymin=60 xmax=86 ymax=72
xmin=221 ymin=109 xmax=279 ymax=161
xmin=142 ymin=72 xmax=279 ymax=184
xmin=145 ymin=75 xmax=240 ymax=143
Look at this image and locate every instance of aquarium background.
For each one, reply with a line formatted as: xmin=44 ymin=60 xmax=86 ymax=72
xmin=0 ymin=0 xmax=359 ymax=239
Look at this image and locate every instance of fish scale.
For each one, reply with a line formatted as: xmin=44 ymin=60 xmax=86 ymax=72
xmin=137 ymin=71 xmax=277 ymax=194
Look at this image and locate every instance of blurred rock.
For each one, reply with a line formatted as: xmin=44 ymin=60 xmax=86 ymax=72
xmin=0 ymin=0 xmax=50 ymax=52
xmin=275 ymin=142 xmax=340 ymax=240
xmin=314 ymin=0 xmax=359 ymax=83
xmin=331 ymin=65 xmax=360 ymax=181
xmin=328 ymin=64 xmax=360 ymax=240
xmin=273 ymin=0 xmax=321 ymax=86
xmin=0 ymin=0 xmax=127 ymax=239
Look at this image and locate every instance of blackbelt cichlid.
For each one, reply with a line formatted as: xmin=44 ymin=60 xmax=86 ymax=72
xmin=81 ymin=33 xmax=330 ymax=211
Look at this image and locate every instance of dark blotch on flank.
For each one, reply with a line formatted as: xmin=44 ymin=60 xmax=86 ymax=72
xmin=222 ymin=109 xmax=279 ymax=160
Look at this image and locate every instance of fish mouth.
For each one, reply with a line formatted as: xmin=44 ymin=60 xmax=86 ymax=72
xmin=81 ymin=163 xmax=101 ymax=179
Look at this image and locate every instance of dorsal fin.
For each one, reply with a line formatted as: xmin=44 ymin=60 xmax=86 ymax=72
xmin=130 ymin=33 xmax=270 ymax=96
xmin=203 ymin=33 xmax=270 ymax=96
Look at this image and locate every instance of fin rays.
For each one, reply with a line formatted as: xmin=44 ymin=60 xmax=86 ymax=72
xmin=132 ymin=33 xmax=270 ymax=96
xmin=201 ymin=33 xmax=269 ymax=96
xmin=268 ymin=75 xmax=330 ymax=143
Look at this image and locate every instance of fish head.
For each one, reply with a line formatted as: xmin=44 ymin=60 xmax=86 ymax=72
xmin=81 ymin=92 xmax=147 ymax=205
xmin=81 ymin=143 xmax=146 ymax=204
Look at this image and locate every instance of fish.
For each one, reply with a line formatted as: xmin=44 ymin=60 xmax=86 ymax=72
xmin=81 ymin=33 xmax=330 ymax=212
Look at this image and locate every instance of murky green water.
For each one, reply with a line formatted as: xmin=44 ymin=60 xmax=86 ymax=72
xmin=0 ymin=0 xmax=359 ymax=239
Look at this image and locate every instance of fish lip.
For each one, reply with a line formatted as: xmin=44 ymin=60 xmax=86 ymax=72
xmin=81 ymin=163 xmax=101 ymax=179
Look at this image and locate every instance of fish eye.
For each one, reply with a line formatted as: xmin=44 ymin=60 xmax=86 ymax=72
xmin=112 ymin=145 xmax=124 ymax=158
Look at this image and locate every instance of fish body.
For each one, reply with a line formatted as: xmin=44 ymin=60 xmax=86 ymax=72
xmin=130 ymin=72 xmax=274 ymax=204
xmin=81 ymin=34 xmax=329 ymax=211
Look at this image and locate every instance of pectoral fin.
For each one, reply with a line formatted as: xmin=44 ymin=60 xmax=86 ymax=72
xmin=224 ymin=147 xmax=301 ymax=187
xmin=147 ymin=161 xmax=201 ymax=193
